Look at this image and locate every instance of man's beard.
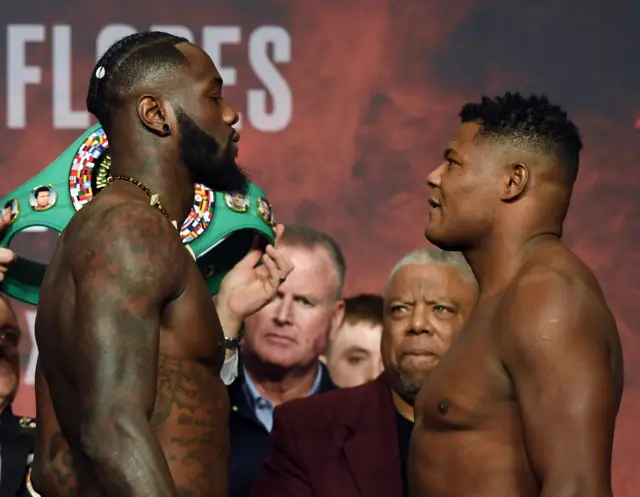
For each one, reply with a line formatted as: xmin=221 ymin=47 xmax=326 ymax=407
xmin=177 ymin=110 xmax=248 ymax=194
xmin=399 ymin=371 xmax=423 ymax=403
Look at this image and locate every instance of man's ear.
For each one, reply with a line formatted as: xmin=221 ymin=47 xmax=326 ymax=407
xmin=330 ymin=300 xmax=346 ymax=337
xmin=137 ymin=95 xmax=170 ymax=136
xmin=501 ymin=162 xmax=529 ymax=202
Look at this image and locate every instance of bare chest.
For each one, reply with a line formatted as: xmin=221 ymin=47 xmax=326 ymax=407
xmin=415 ymin=302 xmax=512 ymax=431
xmin=162 ymin=263 xmax=226 ymax=370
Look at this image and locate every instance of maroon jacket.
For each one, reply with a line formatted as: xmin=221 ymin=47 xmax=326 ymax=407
xmin=249 ymin=374 xmax=403 ymax=497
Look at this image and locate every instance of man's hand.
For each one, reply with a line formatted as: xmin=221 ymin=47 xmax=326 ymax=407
xmin=0 ymin=211 xmax=16 ymax=282
xmin=216 ymin=224 xmax=294 ymax=338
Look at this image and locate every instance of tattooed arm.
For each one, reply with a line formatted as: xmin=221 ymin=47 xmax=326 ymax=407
xmin=71 ymin=206 xmax=186 ymax=496
xmin=33 ymin=362 xmax=78 ymax=497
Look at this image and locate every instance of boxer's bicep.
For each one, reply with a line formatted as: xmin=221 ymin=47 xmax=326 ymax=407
xmin=501 ymin=271 xmax=616 ymax=496
xmin=71 ymin=207 xmax=184 ymax=414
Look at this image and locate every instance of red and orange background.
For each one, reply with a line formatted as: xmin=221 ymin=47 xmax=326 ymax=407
xmin=0 ymin=0 xmax=638 ymax=493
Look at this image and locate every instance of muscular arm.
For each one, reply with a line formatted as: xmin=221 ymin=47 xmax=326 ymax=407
xmin=33 ymin=362 xmax=78 ymax=497
xmin=249 ymin=406 xmax=313 ymax=497
xmin=501 ymin=270 xmax=622 ymax=497
xmin=71 ymin=206 xmax=186 ymax=496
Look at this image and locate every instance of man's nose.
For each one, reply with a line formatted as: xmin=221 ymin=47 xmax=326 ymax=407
xmin=407 ymin=306 xmax=432 ymax=336
xmin=426 ymin=164 xmax=443 ymax=189
xmin=223 ymin=102 xmax=240 ymax=127
xmin=273 ymin=295 xmax=293 ymax=325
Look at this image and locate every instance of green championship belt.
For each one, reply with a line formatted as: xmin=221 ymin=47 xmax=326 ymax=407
xmin=0 ymin=124 xmax=276 ymax=305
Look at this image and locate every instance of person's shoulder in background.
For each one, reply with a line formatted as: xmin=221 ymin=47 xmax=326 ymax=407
xmin=274 ymin=374 xmax=388 ymax=430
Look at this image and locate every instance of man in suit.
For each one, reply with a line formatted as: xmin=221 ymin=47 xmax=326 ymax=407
xmin=228 ymin=225 xmax=345 ymax=497
xmin=250 ymin=247 xmax=478 ymax=497
xmin=0 ymin=293 xmax=36 ymax=496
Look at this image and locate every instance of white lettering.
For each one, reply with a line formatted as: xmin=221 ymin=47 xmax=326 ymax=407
xmin=24 ymin=310 xmax=38 ymax=386
xmin=202 ymin=27 xmax=243 ymax=129
xmin=96 ymin=24 xmax=136 ymax=60
xmin=202 ymin=26 xmax=241 ymax=86
xmin=247 ymin=26 xmax=292 ymax=132
xmin=150 ymin=25 xmax=194 ymax=43
xmin=52 ymin=25 xmax=89 ymax=128
xmin=7 ymin=25 xmax=45 ymax=129
xmin=4 ymin=24 xmax=293 ymax=132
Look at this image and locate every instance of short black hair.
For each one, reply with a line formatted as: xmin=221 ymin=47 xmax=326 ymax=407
xmin=87 ymin=32 xmax=189 ymax=129
xmin=4 ymin=201 xmax=13 ymax=209
xmin=34 ymin=187 xmax=49 ymax=196
xmin=460 ymin=92 xmax=583 ymax=186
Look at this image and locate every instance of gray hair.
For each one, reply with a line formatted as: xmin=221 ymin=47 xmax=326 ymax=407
xmin=282 ymin=224 xmax=346 ymax=299
xmin=386 ymin=247 xmax=476 ymax=288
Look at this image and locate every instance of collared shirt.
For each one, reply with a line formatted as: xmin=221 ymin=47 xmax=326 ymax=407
xmin=242 ymin=363 xmax=324 ymax=432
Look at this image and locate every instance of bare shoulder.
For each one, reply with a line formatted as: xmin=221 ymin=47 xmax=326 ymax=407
xmin=500 ymin=242 xmax=620 ymax=358
xmin=66 ymin=198 xmax=188 ymax=298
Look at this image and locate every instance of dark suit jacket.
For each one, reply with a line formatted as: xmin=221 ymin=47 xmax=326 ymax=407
xmin=249 ymin=374 xmax=403 ymax=497
xmin=228 ymin=362 xmax=335 ymax=497
xmin=0 ymin=406 xmax=35 ymax=497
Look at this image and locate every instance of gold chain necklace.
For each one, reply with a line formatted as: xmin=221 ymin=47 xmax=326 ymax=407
xmin=107 ymin=175 xmax=171 ymax=220
xmin=106 ymin=175 xmax=196 ymax=260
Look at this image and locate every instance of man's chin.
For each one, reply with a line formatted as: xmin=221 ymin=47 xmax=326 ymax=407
xmin=424 ymin=225 xmax=447 ymax=247
xmin=425 ymin=227 xmax=467 ymax=252
xmin=399 ymin=371 xmax=424 ymax=398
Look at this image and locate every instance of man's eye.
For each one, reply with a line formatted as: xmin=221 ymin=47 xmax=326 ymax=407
xmin=433 ymin=305 xmax=454 ymax=314
xmin=0 ymin=332 xmax=17 ymax=345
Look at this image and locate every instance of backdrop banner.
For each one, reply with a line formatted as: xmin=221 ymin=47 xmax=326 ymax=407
xmin=0 ymin=0 xmax=638 ymax=494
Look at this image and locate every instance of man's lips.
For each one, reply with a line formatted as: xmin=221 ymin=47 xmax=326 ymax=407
xmin=264 ymin=333 xmax=297 ymax=344
xmin=402 ymin=347 xmax=439 ymax=358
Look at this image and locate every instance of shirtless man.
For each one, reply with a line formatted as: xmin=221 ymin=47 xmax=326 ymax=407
xmin=410 ymin=93 xmax=623 ymax=497
xmin=31 ymin=32 xmax=292 ymax=497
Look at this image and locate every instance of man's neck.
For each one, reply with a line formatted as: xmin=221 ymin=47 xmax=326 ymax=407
xmin=108 ymin=134 xmax=194 ymax=223
xmin=391 ymin=389 xmax=414 ymax=422
xmin=463 ymin=228 xmax=561 ymax=297
xmin=244 ymin=357 xmax=320 ymax=406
